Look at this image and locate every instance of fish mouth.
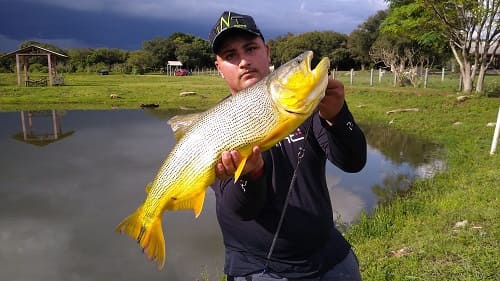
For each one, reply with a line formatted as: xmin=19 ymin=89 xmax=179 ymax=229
xmin=269 ymin=50 xmax=330 ymax=115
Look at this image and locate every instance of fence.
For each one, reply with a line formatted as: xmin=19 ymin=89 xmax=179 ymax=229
xmin=331 ymin=68 xmax=467 ymax=90
xmin=170 ymin=67 xmax=498 ymax=92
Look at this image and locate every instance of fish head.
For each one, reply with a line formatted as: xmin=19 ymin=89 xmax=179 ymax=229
xmin=268 ymin=51 xmax=330 ymax=115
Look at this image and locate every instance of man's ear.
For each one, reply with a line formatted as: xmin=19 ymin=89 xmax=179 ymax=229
xmin=265 ymin=44 xmax=271 ymax=65
xmin=215 ymin=60 xmax=224 ymax=78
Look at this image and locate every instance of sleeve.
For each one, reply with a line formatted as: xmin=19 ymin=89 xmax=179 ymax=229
xmin=314 ymin=101 xmax=367 ymax=173
xmin=214 ymin=169 xmax=268 ymax=220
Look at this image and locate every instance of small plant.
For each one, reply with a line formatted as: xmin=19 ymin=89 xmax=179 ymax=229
xmin=483 ymin=80 xmax=500 ymax=97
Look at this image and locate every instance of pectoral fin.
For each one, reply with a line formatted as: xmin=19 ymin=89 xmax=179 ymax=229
xmin=167 ymin=113 xmax=203 ymax=141
xmin=166 ymin=191 xmax=206 ymax=218
xmin=233 ymin=156 xmax=248 ymax=182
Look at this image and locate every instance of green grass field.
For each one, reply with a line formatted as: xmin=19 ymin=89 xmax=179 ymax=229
xmin=0 ymin=72 xmax=498 ymax=280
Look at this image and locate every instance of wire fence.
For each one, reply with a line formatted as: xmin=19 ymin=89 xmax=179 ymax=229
xmin=331 ymin=68 xmax=465 ymax=91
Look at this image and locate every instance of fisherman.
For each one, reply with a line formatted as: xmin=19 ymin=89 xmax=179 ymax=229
xmin=210 ymin=11 xmax=367 ymax=281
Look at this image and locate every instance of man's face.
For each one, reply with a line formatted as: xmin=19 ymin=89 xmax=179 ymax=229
xmin=214 ymin=34 xmax=271 ymax=94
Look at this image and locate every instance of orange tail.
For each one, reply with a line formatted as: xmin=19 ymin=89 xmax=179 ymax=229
xmin=116 ymin=207 xmax=166 ymax=270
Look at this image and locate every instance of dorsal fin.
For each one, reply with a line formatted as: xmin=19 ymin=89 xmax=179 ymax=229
xmin=167 ymin=113 xmax=203 ymax=141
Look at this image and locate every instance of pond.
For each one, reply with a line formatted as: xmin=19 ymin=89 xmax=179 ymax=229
xmin=0 ymin=109 xmax=445 ymax=281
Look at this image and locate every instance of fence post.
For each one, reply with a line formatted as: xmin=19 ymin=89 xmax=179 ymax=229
xmin=379 ymin=68 xmax=383 ymax=83
xmin=490 ymin=106 xmax=500 ymax=155
xmin=441 ymin=67 xmax=445 ymax=81
xmin=370 ymin=68 xmax=374 ymax=86
xmin=331 ymin=69 xmax=336 ymax=80
xmin=424 ymin=68 xmax=429 ymax=88
xmin=350 ymin=69 xmax=354 ymax=85
xmin=393 ymin=71 xmax=397 ymax=87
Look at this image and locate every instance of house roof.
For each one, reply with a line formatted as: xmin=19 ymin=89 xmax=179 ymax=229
xmin=2 ymin=45 xmax=68 ymax=58
xmin=167 ymin=61 xmax=183 ymax=66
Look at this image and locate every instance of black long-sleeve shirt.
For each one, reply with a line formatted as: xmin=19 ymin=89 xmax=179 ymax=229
xmin=211 ymin=102 xmax=367 ymax=278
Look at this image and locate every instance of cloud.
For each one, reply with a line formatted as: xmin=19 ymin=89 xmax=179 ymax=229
xmin=17 ymin=0 xmax=387 ymax=32
xmin=0 ymin=34 xmax=20 ymax=52
xmin=0 ymin=0 xmax=387 ymax=51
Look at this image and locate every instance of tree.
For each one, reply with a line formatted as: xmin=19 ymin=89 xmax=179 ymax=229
xmin=67 ymin=48 xmax=94 ymax=72
xmin=88 ymin=48 xmax=128 ymax=71
xmin=174 ymin=37 xmax=212 ymax=69
xmin=142 ymin=37 xmax=176 ymax=70
xmin=373 ymin=1 xmax=452 ymax=86
xmin=348 ymin=10 xmax=388 ymax=70
xmin=421 ymin=0 xmax=500 ymax=93
xmin=126 ymin=50 xmax=154 ymax=74
xmin=268 ymin=31 xmax=353 ymax=69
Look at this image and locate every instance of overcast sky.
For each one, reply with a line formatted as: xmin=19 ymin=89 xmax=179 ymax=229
xmin=0 ymin=0 xmax=387 ymax=52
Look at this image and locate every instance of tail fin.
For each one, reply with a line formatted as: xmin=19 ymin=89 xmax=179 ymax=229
xmin=116 ymin=207 xmax=166 ymax=270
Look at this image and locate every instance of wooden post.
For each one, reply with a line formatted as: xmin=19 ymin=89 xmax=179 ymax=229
xmin=47 ymin=53 xmax=53 ymax=86
xmin=379 ymin=68 xmax=382 ymax=83
xmin=370 ymin=68 xmax=374 ymax=86
xmin=331 ymin=69 xmax=336 ymax=80
xmin=23 ymin=56 xmax=28 ymax=85
xmin=393 ymin=71 xmax=397 ymax=87
xmin=350 ymin=69 xmax=354 ymax=85
xmin=490 ymin=106 xmax=500 ymax=155
xmin=424 ymin=68 xmax=429 ymax=88
xmin=16 ymin=54 xmax=21 ymax=86
xmin=441 ymin=67 xmax=445 ymax=81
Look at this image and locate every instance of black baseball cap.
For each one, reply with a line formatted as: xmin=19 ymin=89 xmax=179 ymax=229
xmin=209 ymin=11 xmax=264 ymax=53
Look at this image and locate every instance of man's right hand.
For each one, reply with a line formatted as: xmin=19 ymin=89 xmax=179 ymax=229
xmin=215 ymin=146 xmax=264 ymax=180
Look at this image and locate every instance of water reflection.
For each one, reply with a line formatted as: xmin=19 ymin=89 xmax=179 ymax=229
xmin=13 ymin=110 xmax=74 ymax=146
xmin=362 ymin=123 xmax=445 ymax=203
xmin=0 ymin=110 xmax=444 ymax=281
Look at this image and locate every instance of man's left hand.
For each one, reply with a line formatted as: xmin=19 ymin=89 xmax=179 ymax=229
xmin=318 ymin=78 xmax=345 ymax=123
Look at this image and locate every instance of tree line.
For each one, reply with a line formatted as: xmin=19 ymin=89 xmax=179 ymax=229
xmin=0 ymin=0 xmax=497 ymax=93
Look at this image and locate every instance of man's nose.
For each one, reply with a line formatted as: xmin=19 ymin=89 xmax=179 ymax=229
xmin=238 ymin=54 xmax=251 ymax=67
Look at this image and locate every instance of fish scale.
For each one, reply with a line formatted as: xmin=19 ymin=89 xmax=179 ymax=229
xmin=116 ymin=50 xmax=330 ymax=270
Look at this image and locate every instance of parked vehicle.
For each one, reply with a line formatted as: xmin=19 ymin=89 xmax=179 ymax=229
xmin=174 ymin=69 xmax=190 ymax=76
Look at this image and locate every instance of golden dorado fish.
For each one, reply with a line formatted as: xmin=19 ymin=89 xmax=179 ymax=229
xmin=116 ymin=51 xmax=330 ymax=269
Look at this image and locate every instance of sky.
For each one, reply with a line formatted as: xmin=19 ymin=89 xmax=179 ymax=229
xmin=0 ymin=0 xmax=388 ymax=52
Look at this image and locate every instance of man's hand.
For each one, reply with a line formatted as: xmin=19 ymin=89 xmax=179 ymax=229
xmin=215 ymin=146 xmax=264 ymax=180
xmin=318 ymin=78 xmax=345 ymax=124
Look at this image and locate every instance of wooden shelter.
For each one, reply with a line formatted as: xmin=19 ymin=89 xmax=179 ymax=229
xmin=166 ymin=60 xmax=183 ymax=76
xmin=3 ymin=45 xmax=68 ymax=86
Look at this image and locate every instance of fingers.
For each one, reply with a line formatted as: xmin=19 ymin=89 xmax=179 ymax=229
xmin=215 ymin=146 xmax=263 ymax=180
xmin=319 ymin=78 xmax=345 ymax=121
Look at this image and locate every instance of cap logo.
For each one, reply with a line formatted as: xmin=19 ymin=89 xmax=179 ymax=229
xmin=218 ymin=12 xmax=247 ymax=34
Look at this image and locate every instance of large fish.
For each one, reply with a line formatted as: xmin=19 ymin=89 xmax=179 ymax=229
xmin=116 ymin=51 xmax=330 ymax=269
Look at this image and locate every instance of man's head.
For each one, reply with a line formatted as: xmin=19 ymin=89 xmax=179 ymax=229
xmin=209 ymin=11 xmax=271 ymax=94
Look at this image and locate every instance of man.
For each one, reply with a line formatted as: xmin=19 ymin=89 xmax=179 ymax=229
xmin=209 ymin=11 xmax=367 ymax=281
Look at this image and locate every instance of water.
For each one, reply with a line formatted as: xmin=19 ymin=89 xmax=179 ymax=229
xmin=0 ymin=109 xmax=444 ymax=281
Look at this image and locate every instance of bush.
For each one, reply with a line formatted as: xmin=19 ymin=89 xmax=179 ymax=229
xmin=29 ymin=63 xmax=48 ymax=73
xmin=484 ymin=80 xmax=500 ymax=97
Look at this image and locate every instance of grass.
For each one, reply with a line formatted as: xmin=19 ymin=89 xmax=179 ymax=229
xmin=0 ymin=73 xmax=229 ymax=112
xmin=343 ymin=87 xmax=499 ymax=280
xmin=0 ymin=72 xmax=499 ymax=280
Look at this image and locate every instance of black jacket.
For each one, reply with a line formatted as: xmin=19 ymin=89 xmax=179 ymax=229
xmin=211 ymin=102 xmax=367 ymax=278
